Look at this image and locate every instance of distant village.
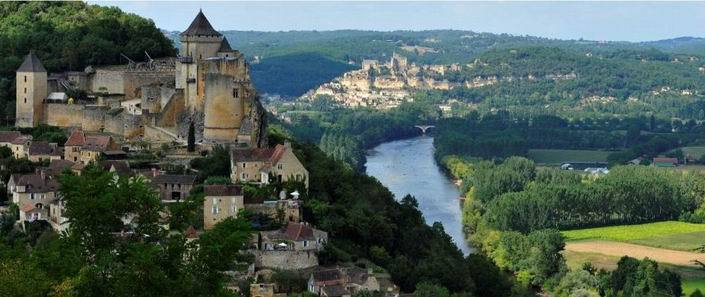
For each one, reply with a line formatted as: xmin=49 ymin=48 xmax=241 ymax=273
xmin=300 ymin=52 xmax=474 ymax=110
xmin=1 ymin=11 xmax=400 ymax=297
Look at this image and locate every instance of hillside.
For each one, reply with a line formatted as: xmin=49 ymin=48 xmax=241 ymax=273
xmin=416 ymin=46 xmax=705 ymax=120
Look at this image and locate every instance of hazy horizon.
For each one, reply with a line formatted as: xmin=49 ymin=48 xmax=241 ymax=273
xmin=91 ymin=1 xmax=705 ymax=42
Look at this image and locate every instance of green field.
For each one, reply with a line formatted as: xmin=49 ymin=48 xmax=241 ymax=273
xmin=527 ymin=149 xmax=614 ymax=165
xmin=684 ymin=278 xmax=705 ymax=295
xmin=562 ymin=221 xmax=705 ymax=251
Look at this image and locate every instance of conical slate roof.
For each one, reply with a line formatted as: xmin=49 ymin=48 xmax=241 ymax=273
xmin=181 ymin=10 xmax=221 ymax=37
xmin=17 ymin=51 xmax=46 ymax=73
xmin=218 ymin=38 xmax=232 ymax=52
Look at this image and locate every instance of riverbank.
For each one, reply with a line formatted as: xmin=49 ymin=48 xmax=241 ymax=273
xmin=365 ymin=136 xmax=472 ymax=255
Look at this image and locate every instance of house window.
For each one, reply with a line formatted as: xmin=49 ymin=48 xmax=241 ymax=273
xmin=242 ymin=162 xmax=246 ymax=168
xmin=212 ymin=198 xmax=219 ymax=214
xmin=241 ymin=173 xmax=246 ymax=180
xmin=233 ymin=88 xmax=239 ymax=98
xmin=277 ymin=164 xmax=283 ymax=170
xmin=303 ymin=240 xmax=308 ymax=247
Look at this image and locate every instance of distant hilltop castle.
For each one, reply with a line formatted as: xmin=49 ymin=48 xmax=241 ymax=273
xmin=15 ymin=10 xmax=266 ymax=148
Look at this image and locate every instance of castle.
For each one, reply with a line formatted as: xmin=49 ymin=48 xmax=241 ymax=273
xmin=15 ymin=10 xmax=265 ymax=148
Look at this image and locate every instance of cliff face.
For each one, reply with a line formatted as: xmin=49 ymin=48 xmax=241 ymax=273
xmin=300 ymin=54 xmax=467 ymax=109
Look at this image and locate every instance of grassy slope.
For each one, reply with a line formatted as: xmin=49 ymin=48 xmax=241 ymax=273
xmin=527 ymin=149 xmax=614 ymax=165
xmin=562 ymin=221 xmax=705 ymax=251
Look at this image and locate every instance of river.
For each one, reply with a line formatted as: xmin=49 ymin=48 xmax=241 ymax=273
xmin=366 ymin=135 xmax=471 ymax=255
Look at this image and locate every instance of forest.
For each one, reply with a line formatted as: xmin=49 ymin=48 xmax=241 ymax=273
xmin=416 ymin=46 xmax=705 ymax=120
xmin=0 ymin=2 xmax=175 ymax=121
xmin=453 ymin=157 xmax=705 ymax=296
xmin=433 ymin=111 xmax=705 ymax=165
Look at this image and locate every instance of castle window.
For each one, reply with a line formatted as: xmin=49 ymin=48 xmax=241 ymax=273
xmin=24 ymin=98 xmax=27 ymax=104
xmin=24 ymin=76 xmax=27 ymax=82
xmin=24 ymin=88 xmax=26 ymax=94
xmin=233 ymin=89 xmax=239 ymax=98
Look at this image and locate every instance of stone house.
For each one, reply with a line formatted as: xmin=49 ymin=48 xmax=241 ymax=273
xmin=255 ymin=222 xmax=327 ymax=252
xmin=149 ymin=174 xmax=196 ymax=202
xmin=64 ymin=129 xmax=117 ymax=164
xmin=230 ymin=142 xmax=309 ymax=188
xmin=11 ymin=135 xmax=32 ymax=159
xmin=0 ymin=131 xmax=21 ymax=148
xmin=203 ymin=184 xmax=244 ymax=230
xmin=9 ymin=172 xmax=59 ymax=224
xmin=27 ymin=141 xmax=62 ymax=162
xmin=308 ymin=266 xmax=397 ymax=297
xmin=48 ymin=199 xmax=69 ymax=233
xmin=249 ymin=283 xmax=286 ymax=297
xmin=308 ymin=269 xmax=348 ymax=297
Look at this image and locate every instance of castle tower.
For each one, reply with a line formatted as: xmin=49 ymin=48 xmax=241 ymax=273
xmin=15 ymin=51 xmax=47 ymax=128
xmin=176 ymin=10 xmax=224 ymax=112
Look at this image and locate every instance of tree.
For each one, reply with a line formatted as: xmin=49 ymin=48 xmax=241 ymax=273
xmin=187 ymin=121 xmax=196 ymax=152
xmin=413 ymin=282 xmax=451 ymax=297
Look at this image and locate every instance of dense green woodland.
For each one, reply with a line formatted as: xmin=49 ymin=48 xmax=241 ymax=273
xmin=433 ymin=112 xmax=705 ymax=165
xmin=452 ymin=157 xmax=705 ymax=296
xmin=0 ymin=2 xmax=175 ymax=119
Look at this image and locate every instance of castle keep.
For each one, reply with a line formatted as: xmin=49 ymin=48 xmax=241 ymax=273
xmin=16 ymin=10 xmax=265 ymax=148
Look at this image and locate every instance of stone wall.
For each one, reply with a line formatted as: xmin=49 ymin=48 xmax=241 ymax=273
xmin=82 ymin=106 xmax=106 ymax=131
xmin=90 ymin=69 xmax=125 ymax=95
xmin=250 ymin=250 xmax=318 ymax=270
xmin=124 ymin=71 xmax=175 ymax=100
xmin=45 ymin=104 xmax=83 ymax=128
xmin=157 ymin=90 xmax=185 ymax=128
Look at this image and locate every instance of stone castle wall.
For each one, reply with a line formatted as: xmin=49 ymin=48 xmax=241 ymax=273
xmin=45 ymin=104 xmax=83 ymax=127
xmin=90 ymin=69 xmax=125 ymax=95
xmin=250 ymin=250 xmax=318 ymax=270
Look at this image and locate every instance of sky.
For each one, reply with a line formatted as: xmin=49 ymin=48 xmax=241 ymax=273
xmin=91 ymin=1 xmax=705 ymax=42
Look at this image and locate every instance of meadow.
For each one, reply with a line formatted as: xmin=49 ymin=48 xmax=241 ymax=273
xmin=527 ymin=149 xmax=614 ymax=165
xmin=562 ymin=221 xmax=705 ymax=251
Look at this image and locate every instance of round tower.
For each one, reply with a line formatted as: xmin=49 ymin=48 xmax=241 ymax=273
xmin=15 ymin=51 xmax=47 ymax=128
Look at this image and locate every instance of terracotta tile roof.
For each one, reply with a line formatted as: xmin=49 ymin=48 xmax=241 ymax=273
xmin=11 ymin=135 xmax=31 ymax=145
xmin=231 ymin=147 xmax=275 ymax=162
xmin=151 ymin=174 xmax=197 ymax=185
xmin=270 ymin=144 xmax=286 ymax=164
xmin=231 ymin=144 xmax=289 ymax=164
xmin=84 ymin=135 xmax=113 ymax=151
xmin=0 ymin=131 xmax=21 ymax=143
xmin=20 ymin=203 xmax=35 ymax=213
xmin=653 ymin=157 xmax=678 ymax=164
xmin=65 ymin=129 xmax=85 ymax=146
xmin=284 ymin=222 xmax=315 ymax=241
xmin=204 ymin=184 xmax=242 ymax=196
